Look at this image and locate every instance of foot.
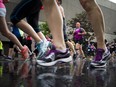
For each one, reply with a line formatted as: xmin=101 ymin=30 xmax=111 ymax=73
xmin=37 ymin=46 xmax=72 ymax=66
xmin=90 ymin=48 xmax=111 ymax=68
xmin=36 ymin=41 xmax=51 ymax=59
xmin=21 ymin=45 xmax=29 ymax=60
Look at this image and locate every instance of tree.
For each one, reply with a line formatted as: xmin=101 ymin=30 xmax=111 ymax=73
xmin=39 ymin=22 xmax=50 ymax=36
xmin=67 ymin=11 xmax=93 ymax=32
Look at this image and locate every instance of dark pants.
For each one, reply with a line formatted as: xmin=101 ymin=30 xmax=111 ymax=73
xmin=10 ymin=0 xmax=42 ymax=33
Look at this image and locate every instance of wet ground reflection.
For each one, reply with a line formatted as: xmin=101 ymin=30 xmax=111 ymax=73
xmin=0 ymin=57 xmax=116 ymax=87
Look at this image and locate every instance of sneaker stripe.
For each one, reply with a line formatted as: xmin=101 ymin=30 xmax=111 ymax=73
xmin=38 ymin=56 xmax=72 ymax=66
xmin=38 ymin=61 xmax=57 ymax=66
xmin=102 ymin=52 xmax=111 ymax=61
xmin=90 ymin=63 xmax=106 ymax=68
xmin=56 ymin=56 xmax=72 ymax=62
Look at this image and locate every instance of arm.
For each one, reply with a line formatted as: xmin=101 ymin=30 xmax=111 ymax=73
xmin=78 ymin=28 xmax=86 ymax=35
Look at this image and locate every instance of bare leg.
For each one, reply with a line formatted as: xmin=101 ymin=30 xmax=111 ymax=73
xmin=0 ymin=17 xmax=24 ymax=50
xmin=8 ymin=48 xmax=14 ymax=58
xmin=79 ymin=45 xmax=85 ymax=58
xmin=75 ymin=43 xmax=85 ymax=58
xmin=16 ymin=20 xmax=42 ymax=43
xmin=66 ymin=41 xmax=76 ymax=54
xmin=42 ymin=0 xmax=66 ymax=50
xmin=80 ymin=0 xmax=106 ymax=50
xmin=37 ymin=32 xmax=47 ymax=41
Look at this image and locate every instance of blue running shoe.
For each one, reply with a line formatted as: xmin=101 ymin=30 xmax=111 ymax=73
xmin=37 ymin=46 xmax=72 ymax=66
xmin=36 ymin=41 xmax=51 ymax=59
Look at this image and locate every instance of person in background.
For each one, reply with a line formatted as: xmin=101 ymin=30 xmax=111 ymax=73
xmin=73 ymin=22 xmax=86 ymax=59
xmin=7 ymin=22 xmax=25 ymax=59
xmin=0 ymin=0 xmax=29 ymax=60
xmin=73 ymin=22 xmax=86 ymax=76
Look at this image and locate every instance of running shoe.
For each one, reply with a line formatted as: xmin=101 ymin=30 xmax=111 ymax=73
xmin=37 ymin=46 xmax=72 ymax=66
xmin=21 ymin=45 xmax=29 ymax=60
xmin=36 ymin=41 xmax=51 ymax=59
xmin=90 ymin=48 xmax=111 ymax=68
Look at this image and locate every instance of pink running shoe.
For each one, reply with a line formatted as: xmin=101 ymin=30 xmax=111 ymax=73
xmin=21 ymin=45 xmax=29 ymax=60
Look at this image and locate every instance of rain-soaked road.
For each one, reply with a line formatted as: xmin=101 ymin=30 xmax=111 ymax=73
xmin=0 ymin=56 xmax=116 ymax=87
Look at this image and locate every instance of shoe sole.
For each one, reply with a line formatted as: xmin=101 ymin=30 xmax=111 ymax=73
xmin=37 ymin=56 xmax=72 ymax=66
xmin=90 ymin=63 xmax=106 ymax=68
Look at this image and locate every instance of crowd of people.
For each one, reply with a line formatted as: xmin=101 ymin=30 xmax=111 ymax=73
xmin=0 ymin=0 xmax=112 ymax=69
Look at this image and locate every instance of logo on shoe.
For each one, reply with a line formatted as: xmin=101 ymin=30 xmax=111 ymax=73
xmin=45 ymin=53 xmax=55 ymax=61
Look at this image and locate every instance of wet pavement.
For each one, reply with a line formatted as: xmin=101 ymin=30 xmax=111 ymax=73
xmin=0 ymin=56 xmax=116 ymax=87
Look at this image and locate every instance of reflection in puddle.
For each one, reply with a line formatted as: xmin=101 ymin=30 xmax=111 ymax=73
xmin=0 ymin=57 xmax=116 ymax=87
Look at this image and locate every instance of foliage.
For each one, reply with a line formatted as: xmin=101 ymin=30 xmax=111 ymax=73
xmin=39 ymin=11 xmax=94 ymax=40
xmin=67 ymin=11 xmax=93 ymax=31
xmin=39 ymin=22 xmax=50 ymax=36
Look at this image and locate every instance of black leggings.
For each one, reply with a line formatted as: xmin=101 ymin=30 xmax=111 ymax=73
xmin=10 ymin=0 xmax=42 ymax=33
xmin=63 ymin=18 xmax=68 ymax=42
